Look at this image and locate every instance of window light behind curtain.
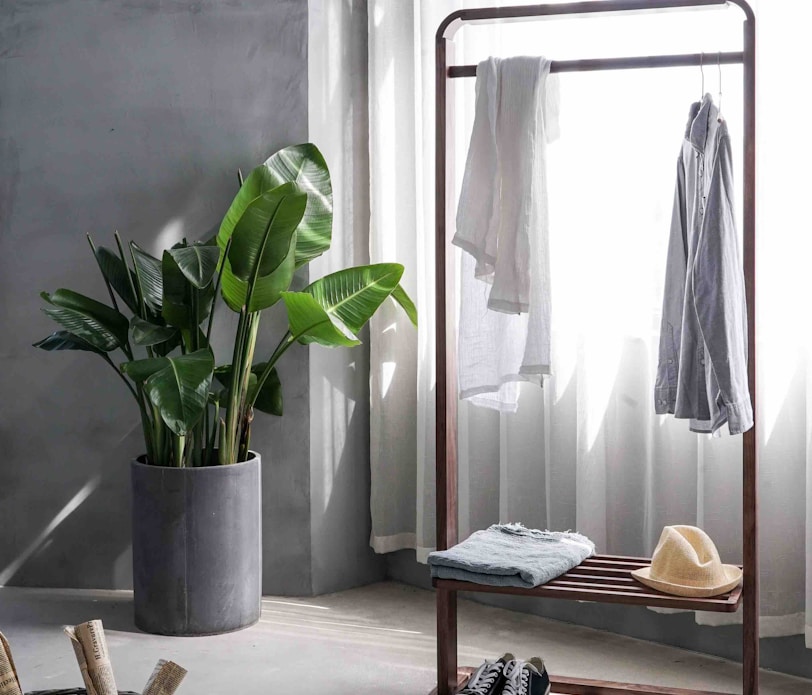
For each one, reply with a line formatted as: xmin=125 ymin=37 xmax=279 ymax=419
xmin=368 ymin=0 xmax=812 ymax=643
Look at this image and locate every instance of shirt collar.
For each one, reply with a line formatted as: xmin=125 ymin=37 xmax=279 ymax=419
xmin=685 ymin=93 xmax=719 ymax=152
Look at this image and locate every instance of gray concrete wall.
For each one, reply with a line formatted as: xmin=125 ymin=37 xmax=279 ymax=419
xmin=0 ymin=0 xmax=311 ymax=594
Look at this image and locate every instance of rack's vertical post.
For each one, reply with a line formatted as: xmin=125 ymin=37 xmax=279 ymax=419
xmin=436 ymin=26 xmax=459 ymax=695
xmin=741 ymin=9 xmax=758 ymax=695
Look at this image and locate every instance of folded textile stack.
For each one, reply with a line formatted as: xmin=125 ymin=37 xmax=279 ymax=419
xmin=428 ymin=523 xmax=595 ymax=589
xmin=459 ymin=653 xmax=551 ymax=695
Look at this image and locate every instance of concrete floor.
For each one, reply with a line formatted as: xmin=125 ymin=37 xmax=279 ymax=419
xmin=0 ymin=581 xmax=809 ymax=694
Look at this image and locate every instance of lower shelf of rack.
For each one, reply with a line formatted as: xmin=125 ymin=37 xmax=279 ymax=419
xmin=432 ymin=554 xmax=743 ymax=612
xmin=429 ymin=668 xmax=736 ymax=695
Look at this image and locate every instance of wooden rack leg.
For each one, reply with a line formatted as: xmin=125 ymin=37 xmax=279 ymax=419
xmin=741 ymin=11 xmax=758 ymax=695
xmin=437 ymin=587 xmax=458 ymax=695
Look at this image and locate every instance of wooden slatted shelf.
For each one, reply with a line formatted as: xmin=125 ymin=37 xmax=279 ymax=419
xmin=429 ymin=669 xmax=736 ymax=695
xmin=432 ymin=555 xmax=743 ymax=613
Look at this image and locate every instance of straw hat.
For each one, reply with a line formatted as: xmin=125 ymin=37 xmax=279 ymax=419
xmin=631 ymin=526 xmax=742 ymax=597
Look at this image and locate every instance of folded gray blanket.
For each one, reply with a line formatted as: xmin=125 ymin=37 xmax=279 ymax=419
xmin=428 ymin=523 xmax=595 ymax=588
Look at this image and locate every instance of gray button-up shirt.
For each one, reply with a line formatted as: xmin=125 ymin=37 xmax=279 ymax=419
xmin=655 ymin=94 xmax=753 ymax=436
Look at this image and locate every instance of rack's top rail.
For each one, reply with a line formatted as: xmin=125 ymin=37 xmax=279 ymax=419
xmin=448 ymin=50 xmax=743 ymax=77
xmin=437 ymin=0 xmax=754 ymax=41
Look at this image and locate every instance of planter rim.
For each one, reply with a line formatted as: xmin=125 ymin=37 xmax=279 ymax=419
xmin=132 ymin=451 xmax=259 ymax=471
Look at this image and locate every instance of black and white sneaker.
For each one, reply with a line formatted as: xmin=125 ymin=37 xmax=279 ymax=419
xmin=501 ymin=658 xmax=551 ymax=695
xmin=459 ymin=653 xmax=515 ymax=695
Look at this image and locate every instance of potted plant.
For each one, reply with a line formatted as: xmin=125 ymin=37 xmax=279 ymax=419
xmin=34 ymin=143 xmax=416 ymax=635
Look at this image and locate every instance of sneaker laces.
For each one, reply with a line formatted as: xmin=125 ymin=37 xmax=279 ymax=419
xmin=460 ymin=660 xmax=503 ymax=695
xmin=501 ymin=660 xmax=531 ymax=695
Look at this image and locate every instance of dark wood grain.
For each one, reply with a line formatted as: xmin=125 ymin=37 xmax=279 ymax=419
xmin=549 ymin=676 xmax=737 ymax=695
xmin=428 ymin=670 xmax=736 ymax=695
xmin=435 ymin=33 xmax=458 ymax=558
xmin=433 ymin=575 xmax=743 ymax=613
xmin=435 ymin=31 xmax=459 ymax=695
xmin=437 ymin=587 xmax=458 ymax=695
xmin=741 ymin=13 xmax=758 ymax=695
xmin=448 ymin=52 xmax=744 ymax=77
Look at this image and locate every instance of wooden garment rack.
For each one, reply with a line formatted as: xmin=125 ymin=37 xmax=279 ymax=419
xmin=432 ymin=1 xmax=757 ymax=694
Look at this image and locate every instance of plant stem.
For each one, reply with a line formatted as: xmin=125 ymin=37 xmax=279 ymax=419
xmin=190 ymin=289 xmax=198 ymax=352
xmin=205 ymin=238 xmax=231 ymax=347
xmin=250 ymin=332 xmax=294 ymax=409
xmin=105 ymin=355 xmax=155 ymax=464
xmin=218 ymin=417 xmax=226 ymax=464
xmin=222 ymin=305 xmax=249 ymax=465
xmin=237 ymin=406 xmax=254 ymax=464
xmin=175 ymin=434 xmax=186 ymax=468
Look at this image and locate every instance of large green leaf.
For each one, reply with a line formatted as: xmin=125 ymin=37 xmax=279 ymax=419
xmin=33 ymin=330 xmax=105 ymax=355
xmin=41 ymin=289 xmax=130 ymax=351
xmin=160 ymin=251 xmax=215 ymax=330
xmin=42 ymin=306 xmax=119 ymax=351
xmin=218 ymin=143 xmax=332 ymax=269
xmin=391 ymin=284 xmax=418 ymax=327
xmin=281 ymin=292 xmax=360 ymax=347
xmin=218 ymin=255 xmax=295 ymax=313
xmin=123 ymin=349 xmax=214 ymax=436
xmin=167 ymin=244 xmax=221 ymax=289
xmin=120 ymin=355 xmax=171 ymax=382
xmin=130 ymin=243 xmax=163 ymax=311
xmin=303 ymin=264 xmax=406 ymax=336
xmin=161 ymin=251 xmax=191 ymax=328
xmin=130 ymin=317 xmax=179 ymax=347
xmin=228 ymin=184 xmax=306 ymax=281
xmin=94 ymin=246 xmax=138 ymax=313
xmin=215 ymin=362 xmax=282 ymax=416
xmin=251 ymin=362 xmax=283 ymax=416
xmin=218 ymin=184 xmax=304 ymax=313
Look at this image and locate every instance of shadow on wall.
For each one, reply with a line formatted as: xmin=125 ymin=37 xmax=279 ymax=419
xmin=311 ymin=338 xmax=386 ymax=595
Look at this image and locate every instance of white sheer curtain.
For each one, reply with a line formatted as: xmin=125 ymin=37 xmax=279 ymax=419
xmin=368 ymin=0 xmax=812 ymax=642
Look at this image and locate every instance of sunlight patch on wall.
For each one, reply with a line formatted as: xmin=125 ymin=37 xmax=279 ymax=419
xmin=0 ymin=474 xmax=101 ymax=586
xmin=381 ymin=361 xmax=397 ymax=399
xmin=154 ymin=217 xmax=185 ymax=253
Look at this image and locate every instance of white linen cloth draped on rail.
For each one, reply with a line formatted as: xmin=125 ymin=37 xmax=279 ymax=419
xmin=454 ymin=56 xmax=559 ymax=412
xmin=367 ymin=0 xmax=812 ymax=646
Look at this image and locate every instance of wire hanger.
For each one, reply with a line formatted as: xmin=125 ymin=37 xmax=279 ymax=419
xmin=717 ymin=51 xmax=724 ymax=122
xmin=700 ymin=52 xmax=705 ymax=98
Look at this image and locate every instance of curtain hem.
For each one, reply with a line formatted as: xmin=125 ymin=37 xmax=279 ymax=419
xmin=370 ymin=532 xmax=434 ymax=563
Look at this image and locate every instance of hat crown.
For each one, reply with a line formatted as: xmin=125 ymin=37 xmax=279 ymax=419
xmin=648 ymin=526 xmax=726 ymax=589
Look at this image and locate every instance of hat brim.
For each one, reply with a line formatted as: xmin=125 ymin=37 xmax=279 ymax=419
xmin=630 ymin=565 xmax=742 ymax=598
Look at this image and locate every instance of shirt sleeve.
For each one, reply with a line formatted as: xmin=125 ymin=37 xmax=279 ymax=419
xmin=655 ymin=156 xmax=687 ymax=414
xmin=690 ymin=133 xmax=753 ymax=434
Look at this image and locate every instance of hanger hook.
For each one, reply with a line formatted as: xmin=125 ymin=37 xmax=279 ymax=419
xmin=700 ymin=52 xmax=705 ymax=98
xmin=717 ymin=51 xmax=723 ymax=118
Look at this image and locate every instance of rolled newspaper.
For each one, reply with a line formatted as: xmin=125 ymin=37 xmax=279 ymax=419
xmin=63 ymin=620 xmax=118 ymax=695
xmin=0 ymin=633 xmax=23 ymax=695
xmin=142 ymin=660 xmax=187 ymax=695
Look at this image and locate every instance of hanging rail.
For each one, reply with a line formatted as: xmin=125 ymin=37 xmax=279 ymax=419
xmin=434 ymin=1 xmax=756 ymax=694
xmin=448 ymin=51 xmax=743 ymax=77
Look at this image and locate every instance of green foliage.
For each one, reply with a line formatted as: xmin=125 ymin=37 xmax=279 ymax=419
xmin=34 ymin=143 xmax=416 ymax=467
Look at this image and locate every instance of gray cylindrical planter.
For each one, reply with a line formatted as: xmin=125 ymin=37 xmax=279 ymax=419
xmin=131 ymin=454 xmax=261 ymax=636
